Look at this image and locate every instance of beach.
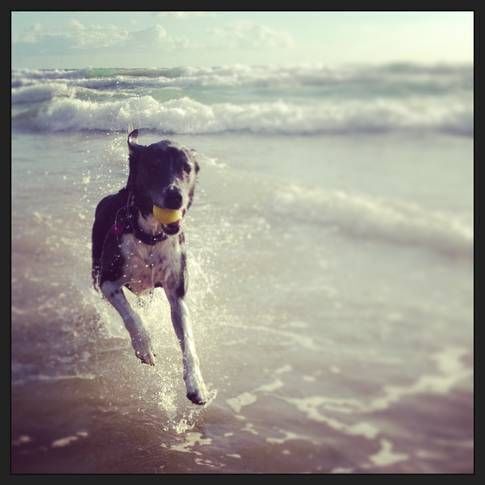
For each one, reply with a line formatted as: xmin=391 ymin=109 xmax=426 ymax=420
xmin=12 ymin=64 xmax=473 ymax=473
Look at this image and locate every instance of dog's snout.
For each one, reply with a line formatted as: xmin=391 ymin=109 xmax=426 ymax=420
xmin=164 ymin=186 xmax=183 ymax=209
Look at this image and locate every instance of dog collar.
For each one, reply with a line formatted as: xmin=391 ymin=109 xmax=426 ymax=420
xmin=112 ymin=205 xmax=168 ymax=245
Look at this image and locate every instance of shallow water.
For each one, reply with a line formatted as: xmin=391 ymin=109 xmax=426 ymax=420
xmin=11 ymin=65 xmax=473 ymax=473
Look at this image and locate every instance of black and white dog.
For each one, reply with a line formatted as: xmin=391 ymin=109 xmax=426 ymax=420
xmin=91 ymin=130 xmax=207 ymax=405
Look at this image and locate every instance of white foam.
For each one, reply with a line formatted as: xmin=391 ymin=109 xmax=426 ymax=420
xmin=369 ymin=439 xmax=408 ymax=467
xmin=12 ymin=63 xmax=472 ymax=91
xmin=284 ymin=396 xmax=380 ymax=439
xmin=14 ymin=94 xmax=472 ymax=137
xmin=11 ymin=63 xmax=472 ymax=138
xmin=226 ymin=392 xmax=258 ymax=413
xmin=275 ymin=364 xmax=293 ymax=374
xmin=241 ymin=422 xmax=259 ymax=436
xmin=266 ymin=430 xmax=318 ymax=445
xmin=50 ymin=432 xmax=88 ymax=448
xmin=283 ymin=346 xmax=471 ymax=426
xmin=274 ymin=185 xmax=473 ymax=258
xmin=51 ymin=436 xmax=79 ymax=448
xmin=226 ymin=453 xmax=241 ymax=459
xmin=225 ymin=374 xmax=286 ymax=415
xmin=283 ymin=346 xmax=469 ymax=447
xmin=367 ymin=347 xmax=471 ymax=412
xmin=194 ymin=457 xmax=222 ymax=469
xmin=12 ymin=435 xmax=32 ymax=447
xmin=164 ymin=431 xmax=212 ymax=454
xmin=256 ymin=378 xmax=284 ymax=393
xmin=331 ymin=467 xmax=354 ymax=473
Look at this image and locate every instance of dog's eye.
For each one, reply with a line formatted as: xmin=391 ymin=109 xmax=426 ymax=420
xmin=183 ymin=162 xmax=192 ymax=174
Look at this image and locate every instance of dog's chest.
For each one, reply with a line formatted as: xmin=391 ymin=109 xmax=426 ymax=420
xmin=119 ymin=234 xmax=181 ymax=294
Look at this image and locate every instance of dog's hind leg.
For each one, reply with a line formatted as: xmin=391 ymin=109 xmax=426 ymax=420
xmin=165 ymin=290 xmax=208 ymax=405
xmin=101 ymin=280 xmax=155 ymax=366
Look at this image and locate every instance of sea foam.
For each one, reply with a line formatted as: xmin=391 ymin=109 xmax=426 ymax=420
xmin=273 ymin=185 xmax=472 ymax=257
xmin=13 ymin=94 xmax=472 ymax=137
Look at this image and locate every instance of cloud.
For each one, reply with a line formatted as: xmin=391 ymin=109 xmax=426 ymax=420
xmin=13 ymin=21 xmax=191 ymax=55
xmin=210 ymin=21 xmax=295 ymax=49
xmin=17 ymin=22 xmax=43 ymax=43
xmin=15 ymin=21 xmax=129 ymax=51
xmin=12 ymin=18 xmax=294 ymax=66
xmin=127 ymin=24 xmax=192 ymax=49
xmin=127 ymin=24 xmax=167 ymax=45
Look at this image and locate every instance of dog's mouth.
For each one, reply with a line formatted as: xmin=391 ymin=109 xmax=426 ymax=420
xmin=152 ymin=205 xmax=186 ymax=235
xmin=152 ymin=205 xmax=186 ymax=236
xmin=163 ymin=220 xmax=181 ymax=235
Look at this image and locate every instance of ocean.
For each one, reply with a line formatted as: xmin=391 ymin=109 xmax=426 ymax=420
xmin=11 ymin=63 xmax=473 ymax=473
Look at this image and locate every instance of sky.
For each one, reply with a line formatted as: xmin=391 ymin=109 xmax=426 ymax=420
xmin=11 ymin=11 xmax=473 ymax=68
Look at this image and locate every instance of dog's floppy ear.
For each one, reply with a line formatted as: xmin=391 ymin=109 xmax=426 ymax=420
xmin=128 ymin=129 xmax=141 ymax=155
xmin=126 ymin=129 xmax=145 ymax=190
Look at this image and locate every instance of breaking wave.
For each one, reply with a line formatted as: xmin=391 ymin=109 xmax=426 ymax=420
xmin=273 ymin=185 xmax=473 ymax=257
xmin=12 ymin=63 xmax=473 ymax=91
xmin=12 ymin=94 xmax=472 ymax=136
xmin=11 ymin=63 xmax=473 ymax=136
xmin=12 ymin=83 xmax=74 ymax=104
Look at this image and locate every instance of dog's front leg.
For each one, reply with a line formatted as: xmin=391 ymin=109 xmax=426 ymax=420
xmin=165 ymin=290 xmax=207 ymax=405
xmin=101 ymin=280 xmax=155 ymax=366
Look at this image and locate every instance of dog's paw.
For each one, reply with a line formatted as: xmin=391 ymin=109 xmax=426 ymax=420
xmin=186 ymin=390 xmax=207 ymax=406
xmin=184 ymin=370 xmax=208 ymax=405
xmin=131 ymin=330 xmax=155 ymax=366
xmin=136 ymin=349 xmax=156 ymax=366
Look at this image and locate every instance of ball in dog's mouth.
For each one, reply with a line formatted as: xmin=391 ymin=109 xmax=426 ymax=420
xmin=152 ymin=205 xmax=182 ymax=224
xmin=152 ymin=205 xmax=183 ymax=235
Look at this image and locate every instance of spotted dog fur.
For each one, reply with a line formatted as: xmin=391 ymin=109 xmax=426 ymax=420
xmin=91 ymin=130 xmax=206 ymax=405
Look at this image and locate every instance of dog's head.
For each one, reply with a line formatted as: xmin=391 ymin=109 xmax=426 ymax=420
xmin=126 ymin=129 xmax=200 ymax=235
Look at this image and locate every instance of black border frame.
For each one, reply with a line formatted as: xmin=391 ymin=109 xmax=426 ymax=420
xmin=4 ymin=2 xmax=481 ymax=482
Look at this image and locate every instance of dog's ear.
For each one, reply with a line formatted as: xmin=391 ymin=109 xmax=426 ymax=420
xmin=126 ymin=129 xmax=145 ymax=190
xmin=128 ymin=129 xmax=140 ymax=155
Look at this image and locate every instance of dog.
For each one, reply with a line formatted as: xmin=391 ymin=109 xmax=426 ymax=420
xmin=91 ymin=129 xmax=207 ymax=405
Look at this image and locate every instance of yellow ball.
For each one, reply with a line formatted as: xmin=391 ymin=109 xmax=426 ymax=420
xmin=152 ymin=205 xmax=182 ymax=224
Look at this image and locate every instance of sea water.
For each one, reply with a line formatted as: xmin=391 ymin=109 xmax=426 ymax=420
xmin=12 ymin=64 xmax=473 ymax=473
